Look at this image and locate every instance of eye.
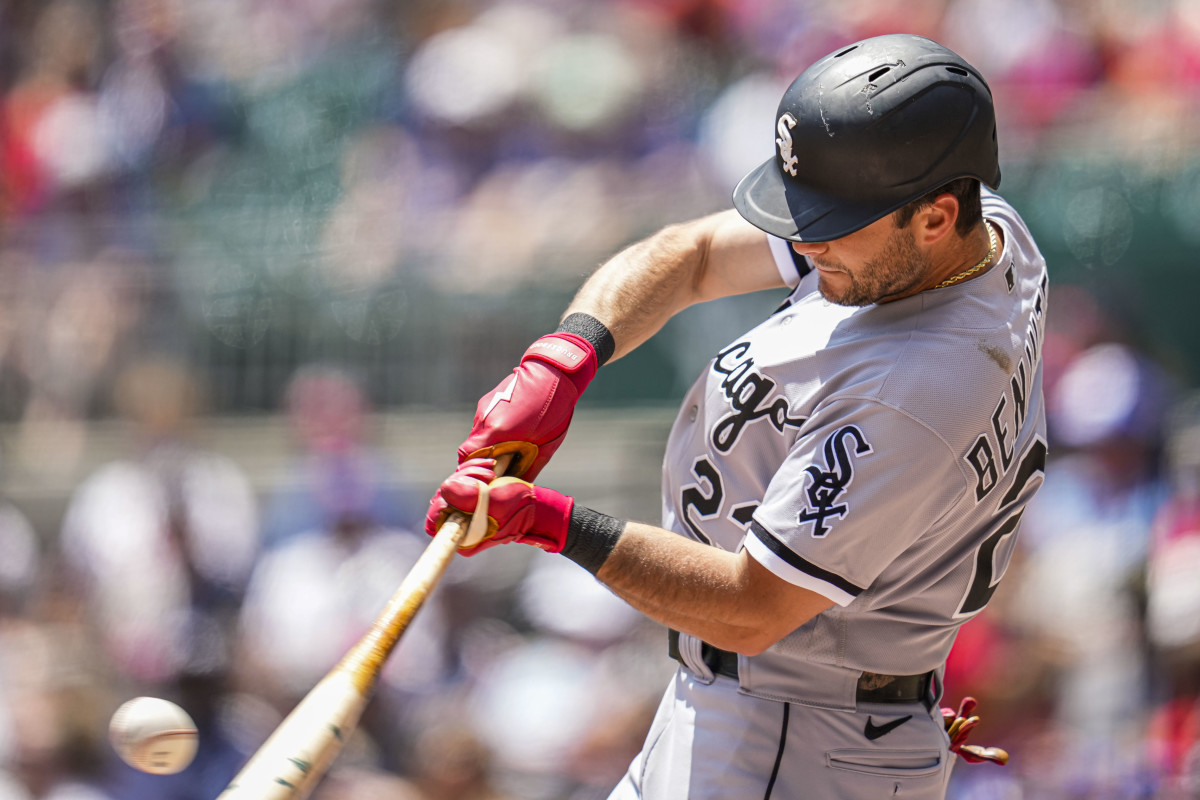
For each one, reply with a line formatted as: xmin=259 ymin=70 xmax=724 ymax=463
xmin=946 ymin=66 xmax=969 ymax=76
xmin=868 ymin=67 xmax=891 ymax=81
xmin=835 ymin=46 xmax=858 ymax=57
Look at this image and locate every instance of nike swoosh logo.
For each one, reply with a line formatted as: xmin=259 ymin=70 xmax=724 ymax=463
xmin=864 ymin=714 xmax=912 ymax=741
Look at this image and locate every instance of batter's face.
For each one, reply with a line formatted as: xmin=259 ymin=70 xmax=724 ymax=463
xmin=792 ymin=215 xmax=932 ymax=306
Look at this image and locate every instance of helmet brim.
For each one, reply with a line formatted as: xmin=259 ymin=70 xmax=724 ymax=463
xmin=732 ymin=157 xmax=897 ymax=243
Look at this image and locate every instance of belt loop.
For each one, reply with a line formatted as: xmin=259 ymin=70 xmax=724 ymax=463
xmin=669 ymin=629 xmax=715 ymax=684
xmin=924 ymin=669 xmax=940 ymax=712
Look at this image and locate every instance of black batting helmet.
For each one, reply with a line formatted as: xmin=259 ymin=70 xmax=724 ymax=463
xmin=733 ymin=34 xmax=1001 ymax=242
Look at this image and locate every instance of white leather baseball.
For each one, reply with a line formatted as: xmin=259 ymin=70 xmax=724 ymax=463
xmin=109 ymin=696 xmax=198 ymax=775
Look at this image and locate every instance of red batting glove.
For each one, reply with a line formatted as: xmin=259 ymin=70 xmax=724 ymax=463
xmin=425 ymin=458 xmax=574 ymax=556
xmin=458 ymin=333 xmax=599 ymax=480
xmin=941 ymin=696 xmax=1009 ymax=766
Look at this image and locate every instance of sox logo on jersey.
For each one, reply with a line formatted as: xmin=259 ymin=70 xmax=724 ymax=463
xmin=798 ymin=425 xmax=873 ymax=537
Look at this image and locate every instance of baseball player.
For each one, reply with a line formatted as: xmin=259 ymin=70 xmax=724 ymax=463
xmin=426 ymin=33 xmax=1048 ymax=799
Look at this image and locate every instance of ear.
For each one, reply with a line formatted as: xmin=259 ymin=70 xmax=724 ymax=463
xmin=914 ymin=193 xmax=960 ymax=246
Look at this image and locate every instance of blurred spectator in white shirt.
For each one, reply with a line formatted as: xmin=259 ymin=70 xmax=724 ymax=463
xmin=58 ymin=355 xmax=257 ymax=798
xmin=237 ymin=364 xmax=447 ymax=777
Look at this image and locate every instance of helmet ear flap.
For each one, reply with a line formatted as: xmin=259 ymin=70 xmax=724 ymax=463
xmin=734 ymin=34 xmax=1000 ymax=243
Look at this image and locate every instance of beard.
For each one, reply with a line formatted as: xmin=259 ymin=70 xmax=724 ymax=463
xmin=813 ymin=226 xmax=932 ymax=307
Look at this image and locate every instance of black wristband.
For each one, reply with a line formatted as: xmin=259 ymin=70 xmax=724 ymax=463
xmin=561 ymin=504 xmax=625 ymax=575
xmin=557 ymin=313 xmax=616 ymax=366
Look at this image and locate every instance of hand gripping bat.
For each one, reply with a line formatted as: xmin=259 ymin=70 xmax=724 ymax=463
xmin=217 ymin=458 xmax=505 ymax=799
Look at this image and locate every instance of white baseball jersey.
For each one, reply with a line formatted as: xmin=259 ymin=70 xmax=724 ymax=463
xmin=661 ymin=190 xmax=1048 ymax=708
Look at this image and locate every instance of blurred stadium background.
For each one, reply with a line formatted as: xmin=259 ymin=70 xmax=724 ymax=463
xmin=1 ymin=0 xmax=1199 ymax=798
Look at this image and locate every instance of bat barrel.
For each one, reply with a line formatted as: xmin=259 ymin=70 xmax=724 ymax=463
xmin=217 ymin=513 xmax=469 ymax=800
xmin=216 ymin=672 xmax=370 ymax=800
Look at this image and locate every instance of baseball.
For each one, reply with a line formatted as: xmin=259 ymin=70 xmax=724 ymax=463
xmin=108 ymin=696 xmax=198 ymax=775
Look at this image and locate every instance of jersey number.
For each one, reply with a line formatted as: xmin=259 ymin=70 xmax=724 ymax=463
xmin=955 ymin=438 xmax=1047 ymax=618
xmin=681 ymin=457 xmax=722 ymax=545
xmin=680 ymin=457 xmax=759 ymax=545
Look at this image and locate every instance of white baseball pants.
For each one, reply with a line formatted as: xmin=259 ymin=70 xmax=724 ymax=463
xmin=608 ymin=667 xmax=953 ymax=799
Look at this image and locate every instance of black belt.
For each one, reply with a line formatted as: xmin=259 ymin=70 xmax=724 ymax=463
xmin=667 ymin=629 xmax=932 ymax=704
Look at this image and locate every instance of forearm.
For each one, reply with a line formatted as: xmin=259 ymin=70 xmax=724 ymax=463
xmin=431 ymin=478 xmax=833 ymax=649
xmin=583 ymin=520 xmax=833 ymax=655
xmin=596 ymin=522 xmax=765 ymax=651
xmin=562 ymin=211 xmax=781 ymax=362
xmin=563 ymin=223 xmax=713 ymax=362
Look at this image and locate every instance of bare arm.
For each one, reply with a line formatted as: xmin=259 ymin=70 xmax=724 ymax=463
xmin=561 ymin=213 xmax=813 ymax=650
xmin=550 ymin=212 xmax=814 ymax=649
xmin=564 ymin=209 xmax=784 ymax=362
xmin=595 ymin=521 xmax=834 ymax=655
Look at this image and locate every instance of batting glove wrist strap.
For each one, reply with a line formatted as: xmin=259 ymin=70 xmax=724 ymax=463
xmin=521 ymin=331 xmax=600 ymax=391
xmin=556 ymin=313 xmax=615 ymax=366
xmin=561 ymin=505 xmax=625 ymax=575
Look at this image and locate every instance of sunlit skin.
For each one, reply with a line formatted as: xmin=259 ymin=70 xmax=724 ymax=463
xmin=792 ymin=194 xmax=998 ymax=306
xmin=484 ymin=191 xmax=1004 ymax=655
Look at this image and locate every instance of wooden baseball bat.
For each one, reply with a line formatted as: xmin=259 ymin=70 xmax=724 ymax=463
xmin=217 ymin=456 xmax=506 ymax=800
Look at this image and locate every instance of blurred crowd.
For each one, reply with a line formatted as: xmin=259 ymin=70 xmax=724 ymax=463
xmin=3 ymin=0 xmax=1200 ymax=418
xmin=1 ymin=0 xmax=1200 ymax=798
xmin=0 ymin=357 xmax=672 ymax=800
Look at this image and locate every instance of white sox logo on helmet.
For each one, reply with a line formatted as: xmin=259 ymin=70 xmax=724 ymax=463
xmin=798 ymin=425 xmax=873 ymax=537
xmin=776 ymin=113 xmax=799 ymax=177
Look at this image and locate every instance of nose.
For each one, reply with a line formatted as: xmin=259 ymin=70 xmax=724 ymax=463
xmin=790 ymin=240 xmax=828 ymax=258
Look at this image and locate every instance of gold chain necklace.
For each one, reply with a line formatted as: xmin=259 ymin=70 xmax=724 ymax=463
xmin=934 ymin=221 xmax=997 ymax=289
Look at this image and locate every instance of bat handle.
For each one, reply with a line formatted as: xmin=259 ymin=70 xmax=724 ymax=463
xmin=453 ymin=451 xmax=513 ymax=547
xmin=218 ymin=454 xmax=516 ymax=800
xmin=335 ymin=453 xmax=513 ymax=693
